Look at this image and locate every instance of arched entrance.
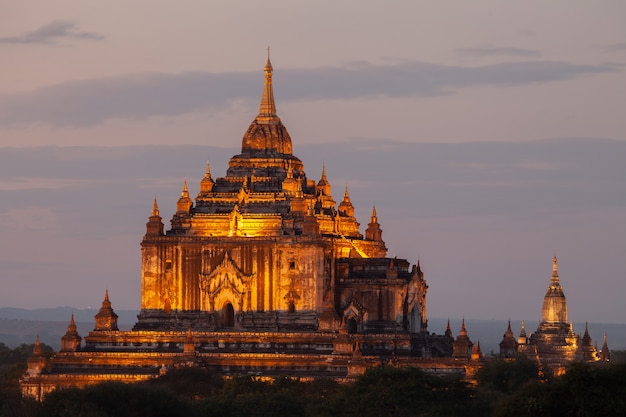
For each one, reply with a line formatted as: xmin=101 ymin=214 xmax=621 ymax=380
xmin=346 ymin=317 xmax=358 ymax=334
xmin=221 ymin=303 xmax=235 ymax=328
xmin=409 ymin=306 xmax=421 ymax=333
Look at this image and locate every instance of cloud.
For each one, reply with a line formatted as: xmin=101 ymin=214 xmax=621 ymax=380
xmin=0 ymin=60 xmax=617 ymax=128
xmin=0 ymin=206 xmax=61 ymax=232
xmin=0 ymin=177 xmax=100 ymax=191
xmin=0 ymin=20 xmax=104 ymax=45
xmin=605 ymin=42 xmax=626 ymax=53
xmin=457 ymin=46 xmax=541 ymax=58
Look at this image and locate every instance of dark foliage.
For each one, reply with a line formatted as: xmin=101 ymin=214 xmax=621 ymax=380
xmin=475 ymin=355 xmax=540 ymax=394
xmin=610 ymin=350 xmax=626 ymax=363
xmin=1 ymin=349 xmax=625 ymax=417
xmin=0 ymin=343 xmax=53 ymax=417
xmin=143 ymin=366 xmax=223 ymax=399
xmin=38 ymin=382 xmax=194 ymax=417
xmin=324 ymin=367 xmax=490 ymax=417
xmin=494 ymin=362 xmax=626 ymax=417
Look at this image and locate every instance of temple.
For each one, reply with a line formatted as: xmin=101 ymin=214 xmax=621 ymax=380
xmin=21 ymin=55 xmax=478 ymax=400
xmin=499 ymin=256 xmax=610 ymax=374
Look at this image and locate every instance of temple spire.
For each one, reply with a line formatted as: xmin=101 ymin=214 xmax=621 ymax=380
xmin=258 ymin=47 xmax=277 ymax=120
xmin=182 ymin=179 xmax=189 ymax=198
xmin=239 ymin=55 xmax=292 ymax=155
xmin=460 ymin=318 xmax=467 ymax=336
xmin=33 ymin=335 xmax=42 ymax=355
xmin=518 ymin=320 xmax=528 ymax=344
xmin=551 ymin=255 xmax=560 ymax=283
xmin=600 ymin=332 xmax=610 ymax=361
xmin=152 ymin=196 xmax=159 ymax=217
xmin=444 ymin=319 xmax=453 ymax=339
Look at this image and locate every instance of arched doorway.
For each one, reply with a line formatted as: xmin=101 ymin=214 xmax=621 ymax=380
xmin=221 ymin=303 xmax=235 ymax=328
xmin=346 ymin=317 xmax=358 ymax=334
xmin=409 ymin=306 xmax=421 ymax=333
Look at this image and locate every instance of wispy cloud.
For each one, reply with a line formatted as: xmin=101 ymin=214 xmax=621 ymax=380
xmin=0 ymin=177 xmax=100 ymax=191
xmin=0 ymin=60 xmax=617 ymax=127
xmin=0 ymin=20 xmax=104 ymax=45
xmin=605 ymin=42 xmax=626 ymax=53
xmin=0 ymin=206 xmax=61 ymax=231
xmin=457 ymin=46 xmax=541 ymax=58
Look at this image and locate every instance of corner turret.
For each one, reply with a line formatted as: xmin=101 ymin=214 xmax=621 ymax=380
xmin=198 ymin=161 xmax=215 ymax=195
xmin=145 ymin=197 xmax=164 ymax=236
xmin=61 ymin=314 xmax=82 ymax=352
xmin=94 ymin=290 xmax=119 ymax=331
xmin=26 ymin=336 xmax=48 ymax=376
xmin=365 ymin=206 xmax=383 ymax=242
xmin=338 ymin=185 xmax=355 ymax=218
xmin=176 ymin=179 xmax=193 ymax=214
xmin=316 ymin=165 xmax=332 ymax=197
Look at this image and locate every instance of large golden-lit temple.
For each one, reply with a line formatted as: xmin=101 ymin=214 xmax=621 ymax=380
xmin=21 ymin=55 xmax=479 ymax=400
xmin=499 ymin=256 xmax=610 ymax=374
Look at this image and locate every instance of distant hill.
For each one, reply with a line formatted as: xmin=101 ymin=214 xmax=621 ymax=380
xmin=1 ymin=308 xmax=624 ymax=353
xmin=0 ymin=307 xmax=137 ymax=350
xmin=0 ymin=307 xmax=139 ymax=324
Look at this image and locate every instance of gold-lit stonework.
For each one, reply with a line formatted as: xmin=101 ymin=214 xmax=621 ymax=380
xmin=500 ymin=256 xmax=609 ymax=374
xmin=21 ymin=55 xmax=476 ymax=400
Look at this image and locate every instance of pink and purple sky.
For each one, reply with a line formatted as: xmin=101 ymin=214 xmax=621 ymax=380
xmin=0 ymin=1 xmax=625 ymax=325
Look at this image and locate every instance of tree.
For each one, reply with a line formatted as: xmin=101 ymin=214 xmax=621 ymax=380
xmin=475 ymin=356 xmax=540 ymax=394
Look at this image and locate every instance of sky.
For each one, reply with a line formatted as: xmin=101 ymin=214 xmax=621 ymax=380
xmin=0 ymin=1 xmax=625 ymax=329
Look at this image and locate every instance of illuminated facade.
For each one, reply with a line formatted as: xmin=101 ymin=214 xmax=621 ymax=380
xmin=21 ymin=56 xmax=472 ymax=400
xmin=500 ymin=256 xmax=609 ymax=374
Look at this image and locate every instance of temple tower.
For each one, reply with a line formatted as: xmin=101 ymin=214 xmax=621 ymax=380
xmin=452 ymin=319 xmax=473 ymax=359
xmin=512 ymin=256 xmax=603 ymax=373
xmin=499 ymin=320 xmax=518 ymax=358
xmin=542 ymin=256 xmax=568 ymax=323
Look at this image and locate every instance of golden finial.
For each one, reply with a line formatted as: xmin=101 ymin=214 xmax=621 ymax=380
xmin=152 ymin=196 xmax=159 ymax=217
xmin=551 ymin=255 xmax=560 ymax=282
xmin=258 ymin=48 xmax=276 ymax=118
xmin=265 ymin=45 xmax=272 ymax=70
xmin=180 ymin=179 xmax=190 ymax=198
xmin=370 ymin=205 xmax=378 ymax=222
xmin=33 ymin=335 xmax=42 ymax=355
